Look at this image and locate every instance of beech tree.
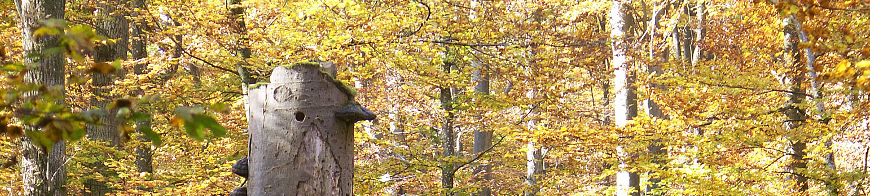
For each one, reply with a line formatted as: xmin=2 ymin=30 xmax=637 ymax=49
xmin=1 ymin=0 xmax=870 ymax=195
xmin=14 ymin=0 xmax=67 ymax=195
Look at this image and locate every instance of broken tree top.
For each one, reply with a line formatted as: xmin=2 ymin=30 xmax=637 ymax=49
xmin=246 ymin=61 xmax=375 ymax=195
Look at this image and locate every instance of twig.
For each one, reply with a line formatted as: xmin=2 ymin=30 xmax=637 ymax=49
xmin=455 ymin=133 xmax=507 ymax=171
xmin=402 ymin=0 xmax=431 ymax=38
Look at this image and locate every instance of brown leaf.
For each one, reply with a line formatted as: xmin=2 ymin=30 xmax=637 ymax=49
xmin=7 ymin=125 xmax=22 ymax=139
xmin=89 ymin=62 xmax=117 ymax=74
xmin=1 ymin=156 xmax=17 ymax=169
xmin=112 ymin=98 xmax=133 ymax=109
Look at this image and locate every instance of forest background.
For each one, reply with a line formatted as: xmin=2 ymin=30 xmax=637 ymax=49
xmin=2 ymin=0 xmax=870 ymax=195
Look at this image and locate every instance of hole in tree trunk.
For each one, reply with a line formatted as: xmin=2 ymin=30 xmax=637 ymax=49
xmin=295 ymin=111 xmax=305 ymax=121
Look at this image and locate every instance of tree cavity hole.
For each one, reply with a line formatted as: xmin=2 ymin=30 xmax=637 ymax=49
xmin=295 ymin=111 xmax=305 ymax=121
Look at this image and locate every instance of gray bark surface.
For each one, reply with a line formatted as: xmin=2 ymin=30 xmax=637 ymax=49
xmin=248 ymin=64 xmax=356 ymax=195
xmin=471 ymin=59 xmax=492 ymax=196
xmin=85 ymin=0 xmax=129 ymax=194
xmin=15 ymin=0 xmax=67 ymax=195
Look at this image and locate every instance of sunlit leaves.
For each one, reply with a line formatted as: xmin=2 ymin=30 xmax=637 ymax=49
xmin=821 ymin=60 xmax=870 ymax=90
xmin=172 ymin=106 xmax=227 ymax=140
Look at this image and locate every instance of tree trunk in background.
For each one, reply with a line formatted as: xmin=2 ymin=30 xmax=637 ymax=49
xmin=524 ymin=91 xmax=545 ymax=196
xmin=440 ymin=60 xmax=456 ymax=196
xmin=15 ymin=0 xmax=67 ymax=195
xmin=130 ymin=0 xmax=153 ymax=178
xmin=611 ymin=1 xmax=640 ymax=196
xmin=86 ymin=0 xmax=129 ymax=194
xmin=782 ymin=17 xmax=808 ymax=193
xmin=690 ymin=1 xmax=705 ymax=67
xmin=644 ymin=1 xmax=670 ymax=195
xmin=524 ymin=10 xmax=547 ymax=196
xmin=471 ymin=59 xmax=492 ymax=196
xmin=227 ymin=0 xmax=255 ymax=85
xmin=788 ymin=14 xmax=838 ymax=195
xmin=88 ymin=0 xmax=128 ymax=145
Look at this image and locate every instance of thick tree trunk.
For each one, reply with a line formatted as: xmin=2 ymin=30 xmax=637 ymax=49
xmin=611 ymin=1 xmax=640 ymax=196
xmin=782 ymin=17 xmax=808 ymax=193
xmin=471 ymin=59 xmax=492 ymax=196
xmin=88 ymin=0 xmax=128 ymax=145
xmin=85 ymin=0 xmax=129 ymax=194
xmin=15 ymin=0 xmax=67 ymax=195
xmin=247 ymin=63 xmax=364 ymax=195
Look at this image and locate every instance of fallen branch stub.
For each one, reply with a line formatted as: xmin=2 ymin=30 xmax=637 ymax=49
xmin=336 ymin=102 xmax=376 ymax=123
xmin=231 ymin=156 xmax=248 ymax=178
xmin=246 ymin=61 xmax=373 ymax=195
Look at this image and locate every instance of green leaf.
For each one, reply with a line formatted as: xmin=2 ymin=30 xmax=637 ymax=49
xmin=69 ymin=127 xmax=86 ymax=141
xmin=26 ymin=131 xmax=53 ymax=151
xmin=2 ymin=63 xmax=26 ymax=72
xmin=116 ymin=107 xmax=131 ymax=118
xmin=175 ymin=107 xmax=193 ymax=120
xmin=193 ymin=114 xmax=226 ymax=137
xmin=139 ymin=126 xmax=162 ymax=146
xmin=131 ymin=112 xmax=150 ymax=122
xmin=184 ymin=120 xmax=204 ymax=140
xmin=33 ymin=27 xmax=61 ymax=37
xmin=44 ymin=47 xmax=64 ymax=55
xmin=211 ymin=103 xmax=229 ymax=113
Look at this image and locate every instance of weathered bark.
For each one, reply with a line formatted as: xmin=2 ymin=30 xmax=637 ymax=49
xmin=611 ymin=1 xmax=640 ymax=196
xmin=85 ymin=0 xmax=129 ymax=194
xmin=130 ymin=0 xmax=153 ymax=177
xmin=782 ymin=17 xmax=808 ymax=193
xmin=471 ymin=59 xmax=492 ymax=196
xmin=247 ymin=63 xmax=365 ymax=195
xmin=15 ymin=0 xmax=67 ymax=195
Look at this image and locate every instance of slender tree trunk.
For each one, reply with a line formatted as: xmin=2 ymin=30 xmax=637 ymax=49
xmin=690 ymin=1 xmax=705 ymax=67
xmin=524 ymin=92 xmax=545 ymax=196
xmin=227 ymin=2 xmax=256 ymax=174
xmin=85 ymin=0 xmax=129 ymax=194
xmin=523 ymin=9 xmax=548 ymax=196
xmin=471 ymin=58 xmax=492 ymax=196
xmin=15 ymin=0 xmax=67 ymax=195
xmin=611 ymin=1 xmax=640 ymax=196
xmin=227 ymin=0 xmax=255 ymax=85
xmin=440 ymin=60 xmax=456 ymax=196
xmin=644 ymin=1 xmax=670 ymax=195
xmin=130 ymin=0 xmax=153 ymax=179
xmin=782 ymin=17 xmax=808 ymax=193
xmin=787 ymin=14 xmax=838 ymax=195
